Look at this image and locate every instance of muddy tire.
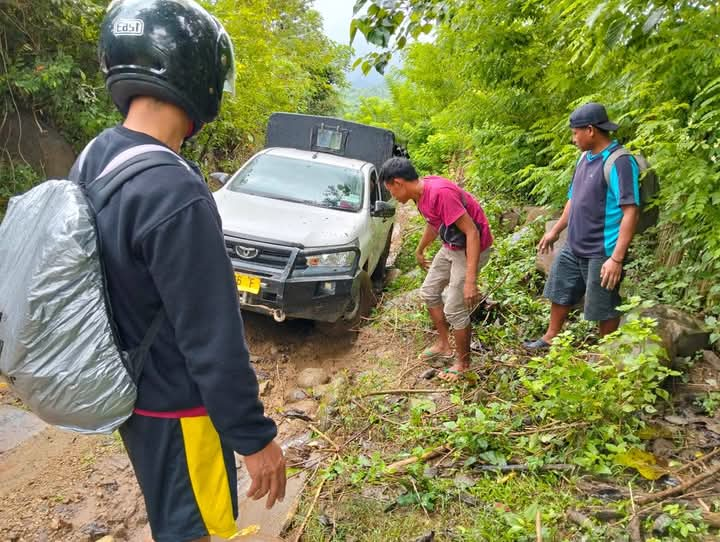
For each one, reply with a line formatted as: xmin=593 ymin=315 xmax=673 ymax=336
xmin=317 ymin=271 xmax=376 ymax=336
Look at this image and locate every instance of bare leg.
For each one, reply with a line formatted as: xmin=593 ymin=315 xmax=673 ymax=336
xmin=438 ymin=326 xmax=472 ymax=381
xmin=542 ymin=303 xmax=572 ymax=343
xmin=453 ymin=326 xmax=472 ymax=370
xmin=598 ymin=317 xmax=620 ymax=337
xmin=426 ymin=305 xmax=452 ymax=355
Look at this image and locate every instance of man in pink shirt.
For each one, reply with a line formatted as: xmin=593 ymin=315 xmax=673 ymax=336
xmin=380 ymin=158 xmax=493 ymax=381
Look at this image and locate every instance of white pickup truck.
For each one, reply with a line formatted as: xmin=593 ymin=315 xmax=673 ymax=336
xmin=212 ymin=113 xmax=402 ymax=329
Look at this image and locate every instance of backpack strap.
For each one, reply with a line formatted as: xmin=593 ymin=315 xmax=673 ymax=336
xmin=74 ymin=143 xmax=191 ymax=382
xmin=126 ymin=308 xmax=165 ymax=384
xmin=68 ymin=137 xmax=98 ymax=182
xmin=602 ymin=147 xmax=632 ymax=185
xmin=83 ymin=144 xmax=187 ymax=213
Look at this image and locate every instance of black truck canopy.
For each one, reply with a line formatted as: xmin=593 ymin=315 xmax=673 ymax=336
xmin=265 ymin=113 xmax=403 ymax=171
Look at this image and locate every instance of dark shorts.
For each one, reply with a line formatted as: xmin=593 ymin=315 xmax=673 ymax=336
xmin=543 ymin=245 xmax=622 ymax=322
xmin=120 ymin=409 xmax=238 ymax=542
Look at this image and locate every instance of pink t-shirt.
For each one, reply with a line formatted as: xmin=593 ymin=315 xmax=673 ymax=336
xmin=417 ymin=176 xmax=493 ymax=251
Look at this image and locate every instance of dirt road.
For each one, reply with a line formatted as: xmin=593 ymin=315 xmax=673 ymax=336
xmin=0 ymin=313 xmax=390 ymax=542
xmin=0 ymin=204 xmax=412 ymax=542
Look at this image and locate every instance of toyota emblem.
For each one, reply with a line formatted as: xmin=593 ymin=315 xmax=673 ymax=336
xmin=235 ymin=245 xmax=259 ymax=259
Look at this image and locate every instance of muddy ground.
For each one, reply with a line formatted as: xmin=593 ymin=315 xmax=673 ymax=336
xmin=0 ymin=205 xmax=412 ymax=542
xmin=0 ymin=313 xmax=401 ymax=542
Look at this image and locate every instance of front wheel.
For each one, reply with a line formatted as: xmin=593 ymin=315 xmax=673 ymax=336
xmin=316 ymin=271 xmax=376 ymax=336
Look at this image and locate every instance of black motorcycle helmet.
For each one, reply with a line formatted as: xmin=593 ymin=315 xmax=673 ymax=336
xmin=99 ymin=0 xmax=235 ymax=136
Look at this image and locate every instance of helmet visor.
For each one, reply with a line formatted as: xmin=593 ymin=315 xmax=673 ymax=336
xmin=218 ymin=28 xmax=236 ymax=98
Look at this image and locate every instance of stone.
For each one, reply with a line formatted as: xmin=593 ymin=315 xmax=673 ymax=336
xmin=385 ymin=268 xmax=403 ymax=284
xmin=286 ymin=399 xmax=318 ymax=419
xmin=703 ymin=350 xmax=720 ymax=372
xmin=385 ymin=288 xmax=422 ymax=311
xmin=523 ymin=205 xmax=555 ymax=225
xmin=258 ymin=380 xmax=272 ymax=396
xmin=509 ymin=225 xmax=535 ymax=246
xmin=652 ymin=514 xmax=673 ymax=536
xmin=535 ymin=220 xmax=567 ymax=275
xmin=235 ymin=470 xmax=308 ymax=540
xmin=499 ymin=210 xmax=521 ymax=232
xmin=404 ymin=268 xmax=423 ymax=280
xmin=285 ymin=388 xmax=308 ymax=403
xmin=297 ymin=368 xmax=330 ymax=388
xmin=420 ymin=368 xmax=437 ymax=380
xmin=640 ymin=305 xmax=711 ymax=360
xmin=0 ymin=405 xmax=48 ymax=454
xmin=312 ymin=384 xmax=331 ymax=399
xmin=79 ymin=521 xmax=109 ymax=539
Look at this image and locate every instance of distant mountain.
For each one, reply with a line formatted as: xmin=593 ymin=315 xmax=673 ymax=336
xmin=341 ymin=83 xmax=391 ymax=115
xmin=348 ymin=67 xmax=386 ymax=89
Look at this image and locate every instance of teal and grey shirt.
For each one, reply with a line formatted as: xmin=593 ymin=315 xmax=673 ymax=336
xmin=567 ymin=141 xmax=640 ymax=258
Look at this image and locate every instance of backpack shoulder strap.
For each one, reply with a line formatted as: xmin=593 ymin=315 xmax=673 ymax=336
xmin=602 ymin=147 xmax=632 ymax=185
xmin=77 ymin=144 xmax=191 ymax=378
xmin=68 ymin=137 xmax=98 ymax=182
xmin=84 ymin=145 xmax=188 ymax=213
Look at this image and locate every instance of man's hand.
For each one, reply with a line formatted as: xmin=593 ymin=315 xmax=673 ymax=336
xmin=600 ymin=258 xmax=623 ymax=290
xmin=244 ymin=439 xmax=286 ymax=509
xmin=415 ymin=249 xmax=430 ymax=271
xmin=464 ymin=281 xmax=480 ymax=308
xmin=538 ymin=231 xmax=560 ymax=254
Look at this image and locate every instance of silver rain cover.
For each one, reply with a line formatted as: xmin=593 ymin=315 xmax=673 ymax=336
xmin=0 ymin=180 xmax=136 ymax=434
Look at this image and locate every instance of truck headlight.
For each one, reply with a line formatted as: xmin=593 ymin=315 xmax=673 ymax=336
xmin=306 ymin=251 xmax=356 ymax=268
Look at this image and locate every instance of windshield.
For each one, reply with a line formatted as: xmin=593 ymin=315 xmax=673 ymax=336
xmin=226 ymin=154 xmax=365 ymax=212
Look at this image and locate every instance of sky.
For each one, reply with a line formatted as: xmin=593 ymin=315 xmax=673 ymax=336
xmin=312 ymin=0 xmax=389 ymax=88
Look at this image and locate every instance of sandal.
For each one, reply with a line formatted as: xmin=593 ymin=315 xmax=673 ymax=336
xmin=419 ymin=349 xmax=454 ymax=363
xmin=437 ymin=367 xmax=468 ymax=383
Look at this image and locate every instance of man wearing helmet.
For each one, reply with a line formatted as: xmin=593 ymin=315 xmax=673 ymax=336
xmin=76 ymin=1 xmax=286 ymax=540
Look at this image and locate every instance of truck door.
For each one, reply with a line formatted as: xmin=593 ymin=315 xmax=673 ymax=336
xmin=368 ymin=169 xmax=387 ymax=273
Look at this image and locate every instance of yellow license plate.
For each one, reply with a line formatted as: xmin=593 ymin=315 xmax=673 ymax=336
xmin=235 ymin=273 xmax=261 ymax=294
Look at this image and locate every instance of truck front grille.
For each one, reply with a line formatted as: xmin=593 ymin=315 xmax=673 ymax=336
xmin=225 ymin=239 xmax=307 ymax=270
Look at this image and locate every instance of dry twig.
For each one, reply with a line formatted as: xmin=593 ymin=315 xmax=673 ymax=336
xmin=473 ymin=463 xmax=574 ymax=473
xmin=635 ymin=460 xmax=720 ymax=506
xmin=363 ymin=388 xmax=441 ymax=398
xmin=308 ymin=424 xmax=341 ymax=452
xmin=386 ymin=446 xmax=449 ymax=473
xmin=675 ymin=447 xmax=720 ymax=474
xmin=350 ymin=399 xmax=403 ymax=427
xmin=566 ymin=509 xmax=594 ymax=530
xmin=291 ymin=475 xmax=327 ymax=542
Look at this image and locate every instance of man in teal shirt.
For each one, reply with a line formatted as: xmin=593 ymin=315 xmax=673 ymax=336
xmin=525 ymin=103 xmax=640 ymax=350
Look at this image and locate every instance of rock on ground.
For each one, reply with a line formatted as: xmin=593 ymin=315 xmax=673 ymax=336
xmin=640 ymin=305 xmax=711 ymax=360
xmin=535 ymin=220 xmax=568 ymax=275
xmin=296 ymin=368 xmax=330 ymax=388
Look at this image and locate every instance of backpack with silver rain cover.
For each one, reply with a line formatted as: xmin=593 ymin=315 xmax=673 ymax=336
xmin=0 ymin=141 xmax=182 ymax=433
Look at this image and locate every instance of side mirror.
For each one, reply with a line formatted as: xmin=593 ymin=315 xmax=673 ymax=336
xmin=372 ymin=200 xmax=396 ymax=218
xmin=209 ymin=172 xmax=230 ymax=185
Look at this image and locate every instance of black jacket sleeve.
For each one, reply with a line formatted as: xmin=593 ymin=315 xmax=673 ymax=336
xmin=140 ymin=197 xmax=277 ymax=455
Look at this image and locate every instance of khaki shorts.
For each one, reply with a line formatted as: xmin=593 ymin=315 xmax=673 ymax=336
xmin=420 ymin=246 xmax=492 ymax=330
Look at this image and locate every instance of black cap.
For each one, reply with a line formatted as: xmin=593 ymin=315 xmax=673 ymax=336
xmin=569 ymin=102 xmax=619 ymax=131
